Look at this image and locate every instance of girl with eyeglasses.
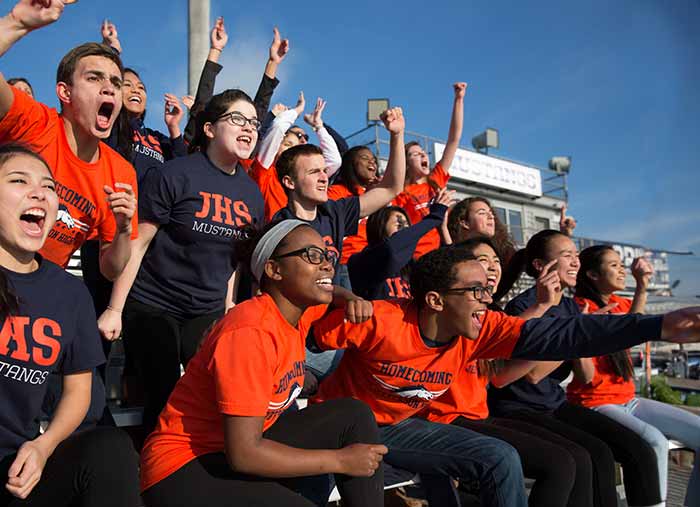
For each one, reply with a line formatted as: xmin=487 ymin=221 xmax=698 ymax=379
xmin=308 ymin=243 xmax=700 ymax=507
xmin=98 ymin=89 xmax=265 ymax=437
xmin=0 ymin=144 xmax=139 ymax=507
xmin=488 ymin=230 xmax=663 ymax=507
xmin=568 ymin=245 xmax=700 ymax=506
xmin=347 ymin=188 xmax=452 ymax=300
xmin=140 ymin=220 xmax=387 ymax=507
xmin=393 ymin=82 xmax=466 ymax=259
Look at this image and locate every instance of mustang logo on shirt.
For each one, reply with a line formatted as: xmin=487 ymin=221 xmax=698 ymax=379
xmin=372 ymin=375 xmax=450 ymax=401
xmin=56 ymin=205 xmax=89 ymax=232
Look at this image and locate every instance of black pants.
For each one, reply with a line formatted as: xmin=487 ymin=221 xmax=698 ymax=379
xmin=500 ymin=402 xmax=661 ymax=507
xmin=0 ymin=427 xmax=139 ymax=507
xmin=122 ymin=297 xmax=222 ymax=436
xmin=143 ymin=398 xmax=384 ymax=507
xmin=452 ymin=415 xmax=590 ymax=507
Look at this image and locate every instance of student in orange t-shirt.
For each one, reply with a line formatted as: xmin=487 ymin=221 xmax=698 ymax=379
xmin=309 ymin=245 xmax=699 ymax=507
xmin=251 ymin=92 xmax=342 ymax=222
xmin=422 ymin=237 xmax=600 ymax=507
xmin=394 ymin=82 xmax=466 ymax=259
xmin=140 ymin=220 xmax=387 ymax=507
xmin=570 ymin=245 xmax=700 ymax=506
xmin=0 ymin=1 xmax=137 ymax=280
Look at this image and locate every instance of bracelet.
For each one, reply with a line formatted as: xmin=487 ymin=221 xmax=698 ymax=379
xmin=107 ymin=305 xmax=123 ymax=314
xmin=210 ymin=47 xmax=222 ymax=52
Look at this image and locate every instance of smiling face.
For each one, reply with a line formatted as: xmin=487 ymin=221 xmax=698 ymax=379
xmin=59 ymin=55 xmax=123 ymax=140
xmin=472 ymin=243 xmax=502 ymax=291
xmin=205 ymin=99 xmax=258 ymax=161
xmin=406 ymin=143 xmax=430 ymax=180
xmin=464 ymin=201 xmax=496 ymax=238
xmin=536 ymin=234 xmax=580 ymax=288
xmin=353 ymin=148 xmax=379 ymax=186
xmin=121 ymin=70 xmax=146 ymax=117
xmin=288 ymin=153 xmax=329 ymax=205
xmin=0 ymin=155 xmax=58 ymax=266
xmin=589 ymin=249 xmax=626 ymax=294
xmin=268 ymin=226 xmax=335 ymax=307
xmin=438 ymin=260 xmax=491 ymax=340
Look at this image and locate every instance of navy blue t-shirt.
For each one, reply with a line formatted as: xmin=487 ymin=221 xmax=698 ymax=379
xmin=273 ymin=197 xmax=361 ymax=261
xmin=0 ymin=258 xmax=104 ymax=460
xmin=488 ymin=286 xmax=580 ymax=414
xmin=130 ymin=152 xmax=264 ymax=317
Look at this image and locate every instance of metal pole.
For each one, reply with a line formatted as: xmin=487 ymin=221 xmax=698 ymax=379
xmin=188 ymin=0 xmax=210 ymax=97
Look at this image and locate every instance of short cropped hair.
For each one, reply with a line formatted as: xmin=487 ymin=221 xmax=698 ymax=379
xmin=56 ymin=43 xmax=123 ymax=85
xmin=276 ymin=144 xmax=324 ymax=193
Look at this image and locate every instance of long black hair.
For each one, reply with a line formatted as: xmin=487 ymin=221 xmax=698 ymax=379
xmin=335 ymin=146 xmax=375 ymax=195
xmin=494 ymin=229 xmax=566 ymax=303
xmin=576 ymin=245 xmax=635 ymax=381
xmin=365 ymin=206 xmax=411 ymax=247
xmin=189 ymin=89 xmax=255 ymax=154
xmin=0 ymin=144 xmax=53 ymax=321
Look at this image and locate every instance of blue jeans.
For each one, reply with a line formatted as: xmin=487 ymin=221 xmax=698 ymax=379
xmin=595 ymin=397 xmax=700 ymax=506
xmin=379 ymin=417 xmax=526 ymax=507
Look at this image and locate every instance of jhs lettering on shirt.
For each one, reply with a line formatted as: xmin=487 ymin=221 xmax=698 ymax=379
xmin=193 ymin=192 xmax=253 ymax=239
xmin=0 ymin=316 xmax=62 ymax=385
xmin=386 ymin=276 xmax=411 ymax=298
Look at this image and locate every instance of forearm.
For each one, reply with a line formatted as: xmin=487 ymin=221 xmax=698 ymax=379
xmin=317 ymin=126 xmax=342 ymax=176
xmin=34 ymin=372 xmax=91 ymax=457
xmin=384 ymin=209 xmax=445 ymax=271
xmin=360 ymin=131 xmax=405 ymax=216
xmin=253 ymin=73 xmax=279 ymax=121
xmin=106 ymin=235 xmax=150 ymax=310
xmin=257 ymin=109 xmax=298 ymax=168
xmin=227 ymin=437 xmax=342 ymax=478
xmin=225 ymin=268 xmax=240 ymax=312
xmin=490 ymin=359 xmax=539 ymax=387
xmin=571 ymin=358 xmax=595 ymax=383
xmin=264 ymin=59 xmax=278 ymax=80
xmin=524 ymin=361 xmax=564 ymax=383
xmin=630 ymin=287 xmax=648 ymax=314
xmin=0 ymin=14 xmax=28 ymax=58
xmin=207 ymin=47 xmax=222 ymax=64
xmin=512 ymin=313 xmax=663 ymax=360
xmin=439 ymin=96 xmax=464 ymax=169
xmin=99 ymin=230 xmax=132 ymax=281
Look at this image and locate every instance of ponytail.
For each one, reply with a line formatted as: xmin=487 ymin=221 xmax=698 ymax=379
xmin=493 ymin=248 xmax=527 ymax=303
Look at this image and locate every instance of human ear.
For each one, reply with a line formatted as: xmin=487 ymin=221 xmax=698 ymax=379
xmin=425 ymin=291 xmax=444 ymax=312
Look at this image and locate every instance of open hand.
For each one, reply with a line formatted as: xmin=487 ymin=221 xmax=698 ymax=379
xmin=10 ymin=0 xmax=66 ymax=32
xmin=210 ymin=16 xmax=228 ymax=51
xmin=303 ymin=97 xmax=326 ymax=130
xmin=164 ymin=93 xmax=184 ymax=130
xmin=269 ymin=27 xmax=289 ymax=64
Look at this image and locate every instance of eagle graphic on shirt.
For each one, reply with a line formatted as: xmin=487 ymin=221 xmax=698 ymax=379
xmin=56 ymin=204 xmax=89 ymax=232
xmin=372 ymin=374 xmax=450 ymax=401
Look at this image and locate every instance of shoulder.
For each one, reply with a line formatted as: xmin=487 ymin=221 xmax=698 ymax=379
xmin=505 ymin=288 xmax=535 ymax=315
xmin=610 ymin=294 xmax=632 ymax=313
xmin=328 ymin=184 xmax=351 ymax=200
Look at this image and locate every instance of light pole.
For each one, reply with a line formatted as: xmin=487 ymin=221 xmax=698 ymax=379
xmin=188 ymin=0 xmax=210 ymax=96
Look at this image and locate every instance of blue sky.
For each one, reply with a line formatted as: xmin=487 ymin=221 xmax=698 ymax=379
xmin=3 ymin=0 xmax=699 ymax=296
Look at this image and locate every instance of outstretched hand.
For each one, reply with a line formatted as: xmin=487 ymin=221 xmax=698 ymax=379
xmin=181 ymin=95 xmax=195 ymax=110
xmin=380 ymin=107 xmax=405 ymax=134
xmin=269 ymin=27 xmax=289 ymax=64
xmin=559 ymin=204 xmax=577 ymax=236
xmin=661 ymin=307 xmax=700 ymax=344
xmin=101 ymin=19 xmax=121 ymax=53
xmin=292 ymin=91 xmax=305 ymax=116
xmin=210 ymin=16 xmax=227 ymax=51
xmin=164 ymin=93 xmax=184 ymax=130
xmin=303 ymin=97 xmax=326 ymax=130
xmin=10 ymin=0 xmax=66 ymax=32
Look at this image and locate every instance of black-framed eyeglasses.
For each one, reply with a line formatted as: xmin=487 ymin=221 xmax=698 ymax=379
xmin=443 ymin=285 xmax=494 ymax=301
xmin=271 ymin=246 xmax=339 ymax=265
xmin=217 ymin=111 xmax=262 ymax=131
xmin=289 ymin=130 xmax=309 ymax=142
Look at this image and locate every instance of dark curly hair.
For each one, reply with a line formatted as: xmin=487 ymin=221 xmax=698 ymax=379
xmin=409 ymin=246 xmax=476 ymax=307
xmin=334 ymin=146 xmax=376 ymax=195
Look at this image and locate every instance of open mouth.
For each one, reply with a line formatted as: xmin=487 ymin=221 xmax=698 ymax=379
xmin=486 ymin=276 xmax=497 ymax=287
xmin=127 ymin=96 xmax=142 ymax=104
xmin=19 ymin=208 xmax=46 ymax=237
xmin=315 ymin=277 xmax=334 ymax=292
xmin=96 ymin=102 xmax=115 ymax=130
xmin=236 ymin=135 xmax=253 ymax=147
xmin=566 ymin=270 xmax=578 ymax=277
xmin=471 ymin=309 xmax=486 ymax=331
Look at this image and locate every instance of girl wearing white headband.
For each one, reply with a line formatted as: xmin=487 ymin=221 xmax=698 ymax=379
xmin=140 ymin=220 xmax=386 ymax=507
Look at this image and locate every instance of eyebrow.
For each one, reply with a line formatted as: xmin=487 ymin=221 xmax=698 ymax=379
xmin=85 ymin=70 xmax=123 ymax=87
xmin=6 ymin=170 xmax=55 ymax=183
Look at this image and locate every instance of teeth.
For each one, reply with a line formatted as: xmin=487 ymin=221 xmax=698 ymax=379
xmin=128 ymin=97 xmax=141 ymax=103
xmin=316 ymin=278 xmax=332 ymax=285
xmin=23 ymin=208 xmax=46 ymax=218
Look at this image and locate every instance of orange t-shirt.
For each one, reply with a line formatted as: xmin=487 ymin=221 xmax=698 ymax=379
xmin=140 ymin=294 xmax=328 ymax=492
xmin=311 ymin=300 xmax=524 ymax=425
xmin=421 ymin=360 xmax=490 ymax=424
xmin=0 ymin=88 xmax=138 ymax=267
xmin=566 ymin=295 xmax=635 ymax=408
xmin=393 ymin=162 xmax=449 ymax=259
xmin=328 ymin=183 xmax=368 ymax=264
xmin=249 ymin=158 xmax=287 ymax=223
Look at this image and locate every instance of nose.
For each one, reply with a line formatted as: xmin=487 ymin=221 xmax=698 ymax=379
xmin=28 ymin=184 xmax=48 ymax=201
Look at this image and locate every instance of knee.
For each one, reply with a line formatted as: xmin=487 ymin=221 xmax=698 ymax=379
xmin=547 ymin=449 xmax=577 ymax=484
xmin=482 ymin=440 xmax=522 ymax=479
xmin=566 ymin=444 xmax=594 ymax=478
xmin=75 ymin=427 xmax=139 ymax=469
xmin=327 ymin=398 xmax=379 ymax=442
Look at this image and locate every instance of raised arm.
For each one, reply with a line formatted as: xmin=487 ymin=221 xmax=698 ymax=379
xmin=100 ymin=19 xmax=121 ymax=54
xmin=630 ymin=257 xmax=653 ymax=314
xmin=256 ymin=92 xmax=304 ymax=169
xmin=436 ymin=82 xmax=467 ymax=171
xmin=253 ymin=27 xmax=288 ymax=119
xmin=0 ymin=0 xmax=66 ymax=120
xmin=358 ymin=107 xmax=405 ymax=217
xmin=304 ymin=97 xmax=342 ymax=177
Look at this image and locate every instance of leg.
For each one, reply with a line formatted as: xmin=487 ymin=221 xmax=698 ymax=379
xmin=454 ymin=416 xmax=578 ymax=507
xmin=122 ymin=298 xmax=182 ymax=436
xmin=379 ymin=417 xmax=527 ymax=507
xmin=629 ymin=396 xmax=700 ymax=506
xmin=555 ymin=402 xmax=662 ymax=507
xmin=264 ymin=398 xmax=384 ymax=507
xmin=179 ymin=310 xmax=223 ymax=367
xmin=1 ymin=427 xmax=139 ymax=507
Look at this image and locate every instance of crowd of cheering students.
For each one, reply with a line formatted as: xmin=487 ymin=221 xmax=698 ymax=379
xmin=0 ymin=1 xmax=700 ymax=507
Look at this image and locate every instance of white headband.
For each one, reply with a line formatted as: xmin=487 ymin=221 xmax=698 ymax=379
xmin=250 ymin=219 xmax=308 ymax=283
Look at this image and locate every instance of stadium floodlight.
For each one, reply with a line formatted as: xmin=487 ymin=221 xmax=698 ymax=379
xmin=548 ymin=156 xmax=572 ymax=174
xmin=471 ymin=128 xmax=499 ymax=153
xmin=367 ymin=98 xmax=390 ymax=123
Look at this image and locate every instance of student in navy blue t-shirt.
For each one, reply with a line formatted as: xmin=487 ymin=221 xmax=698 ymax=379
xmin=488 ymin=229 xmax=662 ymax=507
xmin=348 ymin=189 xmax=450 ymax=301
xmin=0 ymin=144 xmax=138 ymax=506
xmin=99 ymin=89 xmax=265 ymax=435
